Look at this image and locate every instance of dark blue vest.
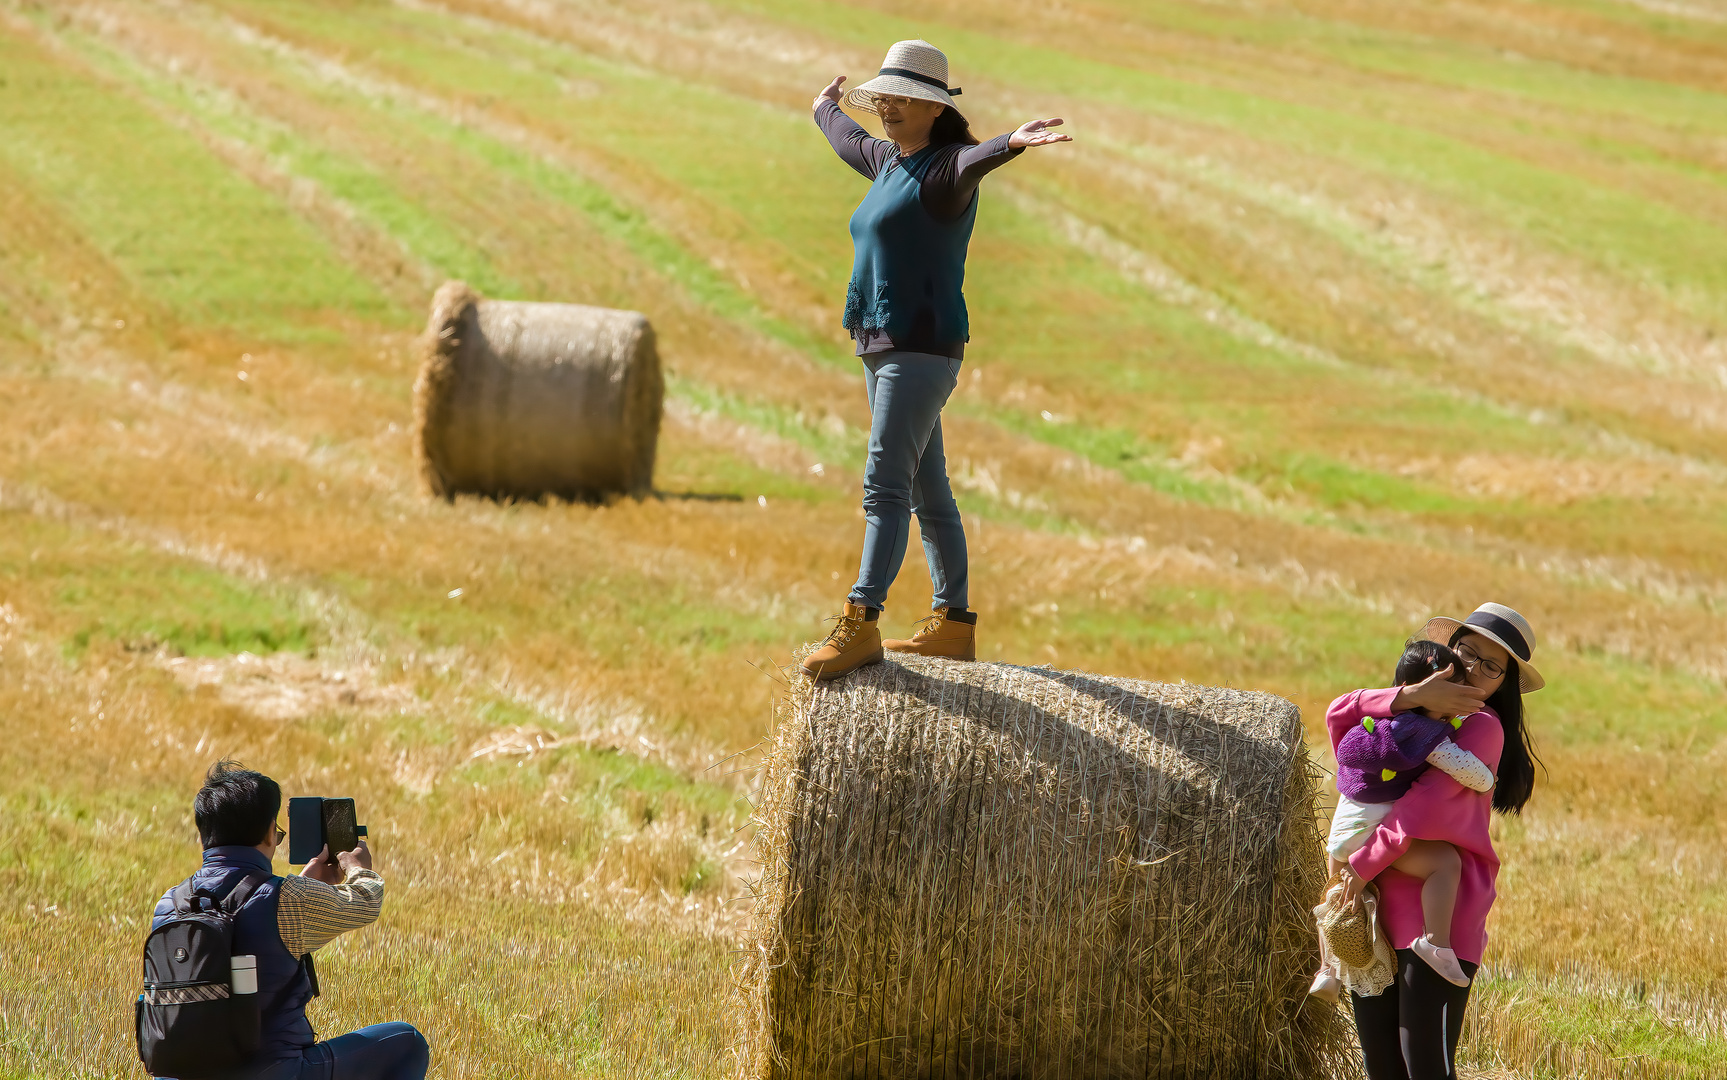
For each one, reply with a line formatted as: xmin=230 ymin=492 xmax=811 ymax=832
xmin=844 ymin=144 xmax=977 ymax=346
xmin=151 ymin=847 xmax=317 ymax=1061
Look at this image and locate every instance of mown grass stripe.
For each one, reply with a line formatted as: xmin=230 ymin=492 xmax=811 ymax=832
xmin=0 ymin=20 xmax=388 ymax=339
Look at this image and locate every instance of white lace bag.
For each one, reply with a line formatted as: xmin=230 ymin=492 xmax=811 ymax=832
xmin=1313 ymin=875 xmax=1396 ymax=998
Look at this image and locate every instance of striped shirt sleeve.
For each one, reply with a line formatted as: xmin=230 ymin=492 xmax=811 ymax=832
xmin=276 ymin=868 xmax=384 ymax=956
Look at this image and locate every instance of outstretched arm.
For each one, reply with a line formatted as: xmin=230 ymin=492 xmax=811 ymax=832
xmin=812 ymin=75 xmax=893 ymax=180
xmin=278 ymin=842 xmax=384 ymax=954
xmin=1007 ymin=117 xmax=1073 ymax=150
xmin=954 ymin=117 xmax=1070 ymax=180
xmin=925 ymin=118 xmax=1073 ymax=220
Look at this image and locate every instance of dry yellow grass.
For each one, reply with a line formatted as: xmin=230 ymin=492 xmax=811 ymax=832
xmin=1 ymin=0 xmax=1725 ymax=1076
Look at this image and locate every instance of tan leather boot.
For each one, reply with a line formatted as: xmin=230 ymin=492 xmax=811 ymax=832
xmin=883 ymin=607 xmax=977 ymax=661
xmin=800 ymin=602 xmax=884 ymax=681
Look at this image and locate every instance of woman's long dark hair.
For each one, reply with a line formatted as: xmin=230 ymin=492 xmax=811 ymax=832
xmin=1451 ymin=629 xmax=1542 ymax=814
xmin=930 ymin=105 xmax=979 ymax=148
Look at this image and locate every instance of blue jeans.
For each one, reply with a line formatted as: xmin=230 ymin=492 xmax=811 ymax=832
xmin=226 ymin=1023 xmax=429 ymax=1080
xmin=849 ymin=351 xmax=967 ymax=612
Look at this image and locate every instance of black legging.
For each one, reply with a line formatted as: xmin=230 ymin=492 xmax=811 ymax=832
xmin=1351 ymin=949 xmax=1478 ymax=1080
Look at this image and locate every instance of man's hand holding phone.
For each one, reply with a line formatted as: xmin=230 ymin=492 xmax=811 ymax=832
xmin=337 ymin=837 xmax=373 ymax=876
xmin=301 ymin=845 xmax=340 ymax=884
xmin=301 ymin=837 xmax=371 ymax=883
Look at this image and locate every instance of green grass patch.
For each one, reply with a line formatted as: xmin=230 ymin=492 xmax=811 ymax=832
xmin=0 ymin=25 xmax=387 ymax=339
xmin=721 ymin=0 xmax=1727 ymax=317
xmin=1467 ymin=967 xmax=1727 ymax=1079
xmin=0 ymin=514 xmax=320 ymax=658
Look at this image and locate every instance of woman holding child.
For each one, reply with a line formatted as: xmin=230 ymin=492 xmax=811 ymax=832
xmin=1320 ymin=603 xmax=1545 ymax=1080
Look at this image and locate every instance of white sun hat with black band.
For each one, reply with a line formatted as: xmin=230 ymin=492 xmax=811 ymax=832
xmin=1423 ymin=602 xmax=1545 ymax=692
xmin=844 ymin=39 xmax=963 ymax=113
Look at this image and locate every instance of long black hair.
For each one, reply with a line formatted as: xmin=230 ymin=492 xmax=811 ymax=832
xmin=929 ymin=105 xmax=979 ymax=148
xmin=1450 ymin=629 xmax=1542 ymax=815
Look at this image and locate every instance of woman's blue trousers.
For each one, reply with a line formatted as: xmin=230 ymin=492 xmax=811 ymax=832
xmin=848 ymin=350 xmax=968 ymax=612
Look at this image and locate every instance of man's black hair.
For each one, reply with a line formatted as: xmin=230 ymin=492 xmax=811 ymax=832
xmin=1393 ymin=638 xmax=1467 ymax=688
xmin=194 ymin=760 xmax=281 ymax=848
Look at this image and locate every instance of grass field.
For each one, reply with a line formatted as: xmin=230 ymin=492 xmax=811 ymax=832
xmin=2 ymin=0 xmax=1725 ymax=1076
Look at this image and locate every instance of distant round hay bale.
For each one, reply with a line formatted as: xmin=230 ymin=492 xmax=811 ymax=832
xmin=413 ymin=281 xmax=662 ymax=500
xmin=737 ymin=656 xmax=1352 ymax=1080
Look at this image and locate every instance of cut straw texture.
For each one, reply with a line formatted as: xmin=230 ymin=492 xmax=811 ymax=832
xmin=414 ymin=281 xmax=662 ymax=500
xmin=737 ymin=655 xmax=1356 ymax=1080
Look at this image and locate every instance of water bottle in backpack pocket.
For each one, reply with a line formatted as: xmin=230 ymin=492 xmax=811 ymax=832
xmin=135 ymin=874 xmax=265 ymax=1078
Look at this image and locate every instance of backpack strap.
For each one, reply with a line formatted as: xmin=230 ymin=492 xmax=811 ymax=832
xmin=219 ymin=874 xmax=270 ymax=913
xmin=177 ymin=870 xmax=270 ymax=913
xmin=167 ymin=877 xmax=200 ymax=914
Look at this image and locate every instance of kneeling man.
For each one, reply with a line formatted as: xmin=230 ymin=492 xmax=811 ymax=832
xmin=149 ymin=761 xmax=428 ymax=1079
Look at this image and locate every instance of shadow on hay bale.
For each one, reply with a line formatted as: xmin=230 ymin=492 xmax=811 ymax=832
xmin=737 ymin=655 xmax=1356 ymax=1080
xmin=413 ymin=280 xmax=662 ymax=501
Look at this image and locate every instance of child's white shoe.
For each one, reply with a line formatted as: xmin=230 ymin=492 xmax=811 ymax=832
xmin=1308 ymin=967 xmax=1342 ymax=1004
xmin=1411 ymin=933 xmax=1470 ymax=987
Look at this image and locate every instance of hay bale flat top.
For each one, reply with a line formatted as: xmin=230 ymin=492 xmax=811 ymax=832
xmin=803 ymin=653 xmax=1303 ymax=796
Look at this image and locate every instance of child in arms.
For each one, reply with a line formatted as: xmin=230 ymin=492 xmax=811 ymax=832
xmin=1311 ymin=639 xmax=1493 ymax=998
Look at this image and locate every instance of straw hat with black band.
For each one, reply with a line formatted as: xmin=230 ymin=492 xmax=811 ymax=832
xmin=1423 ymin=602 xmax=1545 ymax=693
xmin=844 ymin=40 xmax=963 ymax=114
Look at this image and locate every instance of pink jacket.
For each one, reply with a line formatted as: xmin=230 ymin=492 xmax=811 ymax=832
xmin=1327 ymin=688 xmax=1504 ymax=964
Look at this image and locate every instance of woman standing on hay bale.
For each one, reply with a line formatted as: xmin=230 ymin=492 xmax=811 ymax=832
xmin=1328 ymin=603 xmax=1546 ymax=1080
xmin=799 ymin=40 xmax=1072 ymax=682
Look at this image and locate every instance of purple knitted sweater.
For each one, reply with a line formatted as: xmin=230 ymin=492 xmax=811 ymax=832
xmin=1335 ymin=711 xmax=1460 ymax=803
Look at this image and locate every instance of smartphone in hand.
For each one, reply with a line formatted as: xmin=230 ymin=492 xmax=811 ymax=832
xmin=287 ymin=797 xmax=367 ymax=864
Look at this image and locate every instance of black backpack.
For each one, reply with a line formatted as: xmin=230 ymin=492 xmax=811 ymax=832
xmin=135 ymin=873 xmax=270 ymax=1078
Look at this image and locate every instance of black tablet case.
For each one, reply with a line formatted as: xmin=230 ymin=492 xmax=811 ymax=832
xmin=287 ymin=797 xmax=324 ymax=865
xmin=286 ymin=797 xmax=360 ymax=864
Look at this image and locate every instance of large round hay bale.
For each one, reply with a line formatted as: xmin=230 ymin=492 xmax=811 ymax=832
xmin=413 ymin=281 xmax=662 ymax=500
xmin=738 ymin=656 xmax=1353 ymax=1080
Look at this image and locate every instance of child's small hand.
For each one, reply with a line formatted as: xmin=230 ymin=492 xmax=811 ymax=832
xmin=1338 ymin=864 xmax=1368 ymax=904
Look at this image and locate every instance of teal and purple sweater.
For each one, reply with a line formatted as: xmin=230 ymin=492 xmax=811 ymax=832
xmin=815 ymin=99 xmax=1022 ymax=360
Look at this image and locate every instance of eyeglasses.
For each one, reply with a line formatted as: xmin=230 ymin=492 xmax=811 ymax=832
xmin=273 ymin=822 xmax=286 ymax=845
xmin=1454 ymin=641 xmax=1505 ymax=681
